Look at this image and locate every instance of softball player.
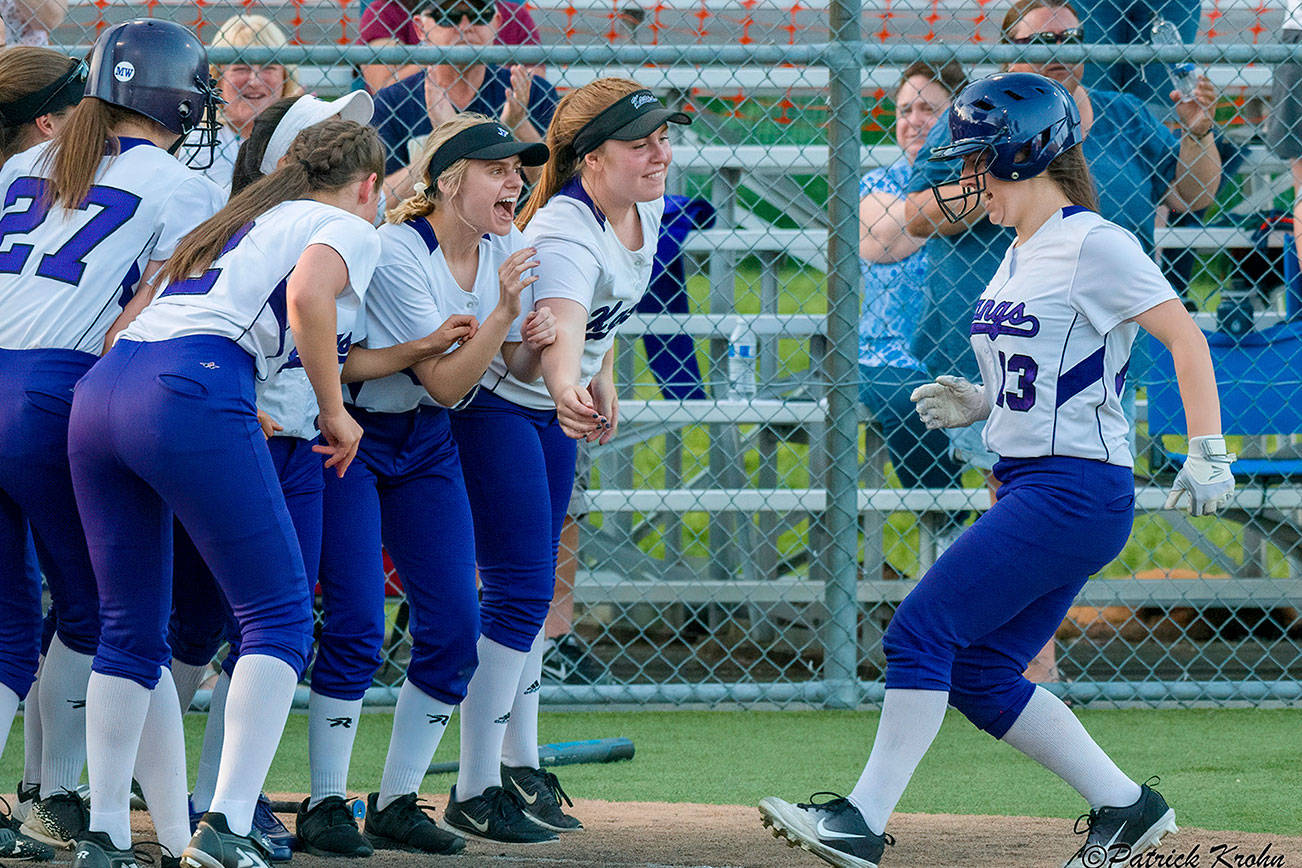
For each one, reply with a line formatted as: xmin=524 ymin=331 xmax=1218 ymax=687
xmin=758 ymin=73 xmax=1233 ymax=868
xmin=445 ymin=79 xmax=688 ymax=842
xmin=312 ymin=113 xmax=550 ymax=854
xmin=66 ymin=118 xmax=384 ymax=868
xmin=171 ymin=92 xmax=409 ymax=864
xmin=0 ymin=20 xmax=226 ymax=859
xmin=0 ymin=44 xmax=90 ymax=864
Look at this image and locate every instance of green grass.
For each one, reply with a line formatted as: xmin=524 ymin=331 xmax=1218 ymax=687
xmin=6 ymin=708 xmax=1297 ymax=834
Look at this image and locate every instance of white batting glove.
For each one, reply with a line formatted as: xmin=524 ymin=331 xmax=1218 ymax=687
xmin=1165 ymin=435 xmax=1236 ymax=516
xmin=909 ymin=375 xmax=990 ymax=430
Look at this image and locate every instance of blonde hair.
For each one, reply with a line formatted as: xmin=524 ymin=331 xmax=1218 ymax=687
xmin=516 ymin=77 xmax=645 ymax=228
xmin=0 ymin=46 xmax=76 ymax=165
xmin=385 ymin=112 xmax=494 ymax=225
xmin=160 ymin=119 xmax=383 ymax=286
xmin=211 ymin=14 xmax=300 ymax=104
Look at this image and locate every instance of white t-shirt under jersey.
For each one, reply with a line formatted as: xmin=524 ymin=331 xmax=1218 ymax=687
xmin=972 ymin=206 xmax=1177 ymax=467
xmin=122 ymin=199 xmax=380 ymax=383
xmin=0 ymin=139 xmax=224 ymax=354
xmin=348 ymin=218 xmax=529 ymax=414
xmin=486 ymin=179 xmax=664 ymax=410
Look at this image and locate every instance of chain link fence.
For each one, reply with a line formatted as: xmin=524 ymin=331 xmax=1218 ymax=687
xmin=27 ymin=0 xmax=1302 ymax=707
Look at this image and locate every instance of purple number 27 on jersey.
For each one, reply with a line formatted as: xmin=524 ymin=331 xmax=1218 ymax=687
xmin=0 ymin=176 xmax=141 ymax=283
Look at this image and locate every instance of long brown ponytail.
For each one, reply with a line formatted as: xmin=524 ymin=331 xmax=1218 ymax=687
xmin=43 ymin=98 xmax=143 ymax=211
xmin=0 ymin=47 xmax=75 ymax=166
xmin=159 ymin=118 xmax=383 ymax=287
xmin=515 ymin=77 xmax=645 ymax=229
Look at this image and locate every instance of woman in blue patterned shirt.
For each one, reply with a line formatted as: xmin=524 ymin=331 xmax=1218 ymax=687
xmin=859 ymin=61 xmax=967 ymax=524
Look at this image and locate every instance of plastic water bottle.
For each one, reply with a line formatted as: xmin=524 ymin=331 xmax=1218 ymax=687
xmin=727 ymin=320 xmax=757 ymax=399
xmin=1150 ymin=16 xmax=1198 ymax=101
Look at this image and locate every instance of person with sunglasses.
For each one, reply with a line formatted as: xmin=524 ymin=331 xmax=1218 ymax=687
xmin=357 ymin=0 xmax=539 ymax=94
xmin=370 ymin=0 xmax=558 ymax=201
xmin=900 ymin=0 xmax=1220 ymax=684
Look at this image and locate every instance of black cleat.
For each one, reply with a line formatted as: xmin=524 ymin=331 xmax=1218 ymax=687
xmin=295 ymin=796 xmax=373 ymax=858
xmin=500 ymin=765 xmax=582 ymax=832
xmin=180 ymin=812 xmax=273 ymax=868
xmin=14 ymin=781 xmax=39 ymax=823
xmin=758 ymin=793 xmax=894 ymax=868
xmin=540 ymin=634 xmax=604 ymax=684
xmin=2 ymin=795 xmax=55 ymax=862
xmin=21 ymin=789 xmax=89 ymax=849
xmin=69 ymin=831 xmax=147 ymax=868
xmin=441 ymin=786 xmax=558 ymax=844
xmin=362 ymin=792 xmax=464 ymax=855
xmin=1063 ymin=781 xmax=1178 ymax=867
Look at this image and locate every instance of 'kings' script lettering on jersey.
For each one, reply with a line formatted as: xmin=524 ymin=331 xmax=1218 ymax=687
xmin=970 ymin=300 xmax=1040 ymax=340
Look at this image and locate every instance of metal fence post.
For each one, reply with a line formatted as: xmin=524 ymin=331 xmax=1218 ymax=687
xmin=821 ymin=0 xmax=864 ymax=709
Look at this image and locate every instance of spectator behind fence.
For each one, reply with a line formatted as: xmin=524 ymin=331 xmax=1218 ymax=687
xmin=358 ymin=0 xmax=539 ymax=94
xmin=1076 ymin=0 xmax=1200 ymax=110
xmin=0 ymin=0 xmax=66 ymax=46
xmin=193 ymin=14 xmax=303 ymax=190
xmin=904 ymin=0 xmax=1219 ymax=682
xmin=371 ymin=0 xmax=557 ymax=200
xmin=858 ymin=60 xmax=968 ymax=543
xmin=1267 ymin=0 xmax=1302 ymax=282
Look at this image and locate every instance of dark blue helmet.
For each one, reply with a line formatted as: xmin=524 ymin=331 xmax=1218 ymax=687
xmin=87 ymin=18 xmax=222 ymax=165
xmin=928 ymin=72 xmax=1082 ymax=221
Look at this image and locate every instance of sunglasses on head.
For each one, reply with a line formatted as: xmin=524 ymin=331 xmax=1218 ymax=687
xmin=1009 ymin=26 xmax=1083 ymax=45
xmin=424 ymin=0 xmax=495 ymax=27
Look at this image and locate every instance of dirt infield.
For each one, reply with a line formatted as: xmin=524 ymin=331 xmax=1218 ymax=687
xmin=119 ymin=797 xmax=1302 ymax=867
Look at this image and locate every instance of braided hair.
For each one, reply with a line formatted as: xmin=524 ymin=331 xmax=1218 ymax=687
xmin=159 ymin=118 xmax=383 ymax=286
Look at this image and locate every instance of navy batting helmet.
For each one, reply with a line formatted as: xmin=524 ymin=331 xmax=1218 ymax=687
xmin=928 ymin=72 xmax=1081 ymax=222
xmin=87 ymin=18 xmax=223 ymax=166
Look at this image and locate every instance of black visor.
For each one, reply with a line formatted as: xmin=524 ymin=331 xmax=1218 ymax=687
xmin=0 ymin=58 xmax=88 ymax=127
xmin=426 ymin=122 xmax=550 ymax=183
xmin=571 ymin=89 xmax=690 ymax=158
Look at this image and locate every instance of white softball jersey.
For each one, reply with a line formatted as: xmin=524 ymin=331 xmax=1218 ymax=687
xmin=972 ymin=206 xmax=1177 ymax=467
xmin=348 ymin=218 xmax=529 ymax=414
xmin=122 ymin=199 xmax=380 ymax=387
xmin=0 ymin=139 xmax=224 ymax=354
xmin=486 ymin=179 xmax=664 ymax=410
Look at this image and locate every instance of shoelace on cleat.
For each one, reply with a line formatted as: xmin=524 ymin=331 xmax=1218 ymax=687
xmin=385 ymin=794 xmax=439 ymax=834
xmin=485 ymin=788 xmax=533 ymax=826
xmin=535 ymin=769 xmax=574 ymax=809
xmin=792 ymin=793 xmax=895 ymax=847
xmin=1073 ymin=775 xmax=1161 ymax=837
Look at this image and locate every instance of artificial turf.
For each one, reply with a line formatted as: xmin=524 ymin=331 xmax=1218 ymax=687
xmin=5 ymin=707 xmax=1297 ymax=834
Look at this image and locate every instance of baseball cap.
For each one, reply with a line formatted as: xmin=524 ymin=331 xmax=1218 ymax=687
xmin=571 ymin=89 xmax=690 ymax=158
xmin=260 ymin=91 xmax=375 ymax=175
xmin=425 ymin=121 xmax=549 ymax=183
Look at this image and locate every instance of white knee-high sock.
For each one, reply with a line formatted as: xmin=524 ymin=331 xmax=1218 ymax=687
xmin=376 ymin=680 xmax=453 ymax=810
xmin=307 ymin=691 xmax=363 ymax=809
xmin=1000 ymin=686 xmax=1141 ymax=809
xmin=456 ymin=636 xmax=528 ymax=800
xmin=86 ymin=672 xmax=151 ymax=850
xmin=500 ymin=628 xmax=545 ymax=769
xmin=170 ymin=660 xmax=210 ymax=715
xmin=1 ymin=684 xmax=19 ymax=760
xmin=21 ymin=661 xmax=42 ymax=789
xmin=190 ymin=670 xmax=230 ymax=814
xmin=38 ymin=636 xmax=94 ymax=797
xmin=208 ymin=655 xmax=296 ymax=837
xmin=847 ymin=688 xmax=949 ymax=836
xmin=130 ymin=669 xmax=191 ymax=856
